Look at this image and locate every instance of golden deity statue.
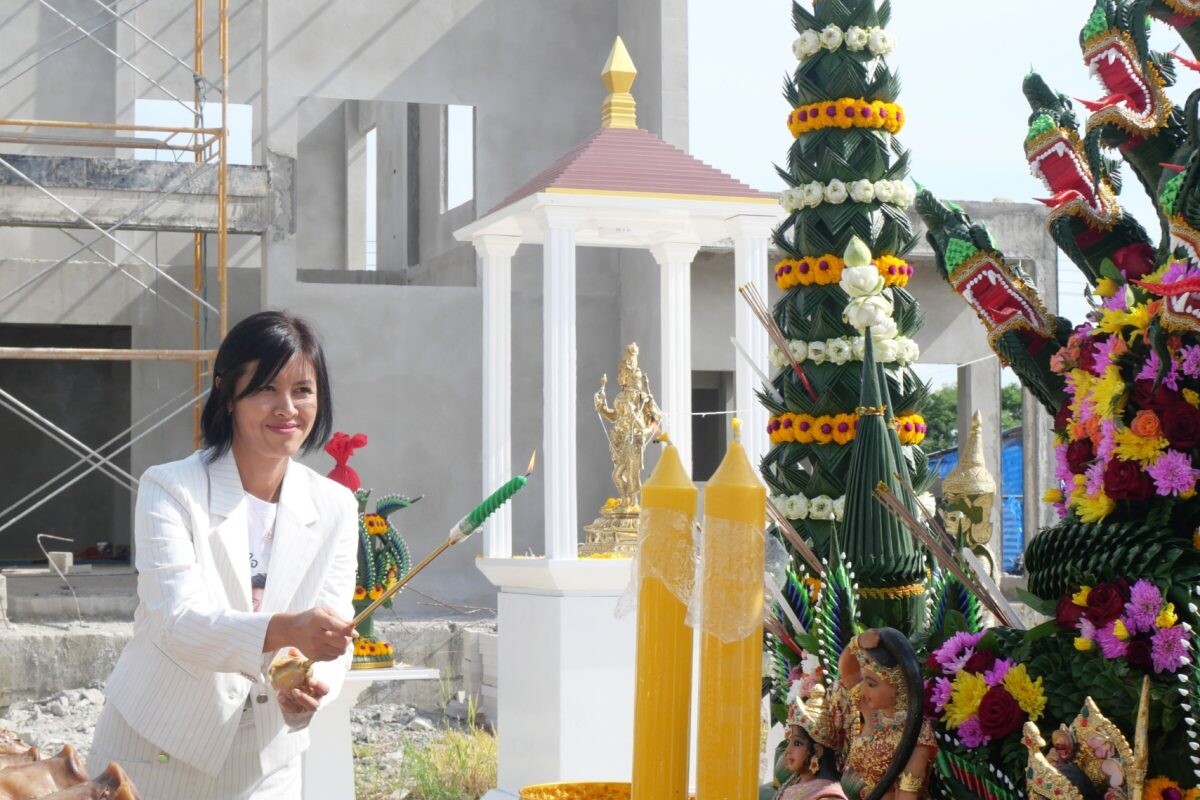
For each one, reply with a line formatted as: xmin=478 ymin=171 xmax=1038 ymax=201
xmin=940 ymin=410 xmax=998 ymax=578
xmin=583 ymin=343 xmax=663 ymax=555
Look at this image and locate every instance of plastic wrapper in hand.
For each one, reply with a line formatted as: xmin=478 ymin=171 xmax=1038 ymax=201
xmin=686 ymin=516 xmax=765 ymax=643
xmin=614 ymin=507 xmax=696 ymax=618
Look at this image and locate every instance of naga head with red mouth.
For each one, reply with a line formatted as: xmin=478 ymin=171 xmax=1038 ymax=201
xmin=1025 ymin=116 xmax=1121 ymax=228
xmin=1079 ymin=22 xmax=1172 ymax=137
xmin=1157 ymin=0 xmax=1200 ymax=19
xmin=948 ymin=250 xmax=1056 ymax=347
xmin=1137 ymin=273 xmax=1200 ymax=331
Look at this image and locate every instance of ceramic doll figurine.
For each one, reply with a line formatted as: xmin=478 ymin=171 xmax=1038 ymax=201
xmin=807 ymin=628 xmax=935 ymax=800
xmin=775 ymin=683 xmax=847 ymax=800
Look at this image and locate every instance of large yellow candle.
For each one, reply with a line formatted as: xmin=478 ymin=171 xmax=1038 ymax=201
xmin=632 ymin=442 xmax=697 ymax=800
xmin=696 ymin=419 xmax=766 ymax=800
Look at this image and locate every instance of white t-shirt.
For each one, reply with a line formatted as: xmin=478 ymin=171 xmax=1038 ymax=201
xmin=246 ymin=493 xmax=277 ymax=612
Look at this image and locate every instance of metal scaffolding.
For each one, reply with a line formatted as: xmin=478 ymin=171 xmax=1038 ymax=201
xmin=0 ymin=0 xmax=232 ymax=545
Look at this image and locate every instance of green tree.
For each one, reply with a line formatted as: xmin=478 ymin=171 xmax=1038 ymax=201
xmin=921 ymin=382 xmax=1024 ymax=454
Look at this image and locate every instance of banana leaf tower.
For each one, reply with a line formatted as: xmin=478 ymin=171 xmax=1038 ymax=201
xmin=762 ymin=0 xmax=929 ymax=641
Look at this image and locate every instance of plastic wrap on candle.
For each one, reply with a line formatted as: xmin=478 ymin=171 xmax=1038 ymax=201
xmin=614 ymin=507 xmax=696 ymax=617
xmin=686 ymin=516 xmax=765 ymax=643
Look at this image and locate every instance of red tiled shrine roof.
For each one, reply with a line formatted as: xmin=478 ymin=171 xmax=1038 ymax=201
xmin=488 ymin=126 xmax=773 ymax=215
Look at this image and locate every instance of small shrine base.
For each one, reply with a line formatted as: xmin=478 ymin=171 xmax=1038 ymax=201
xmin=477 ymin=557 xmax=636 ymax=796
xmin=579 ymin=506 xmax=638 ymax=556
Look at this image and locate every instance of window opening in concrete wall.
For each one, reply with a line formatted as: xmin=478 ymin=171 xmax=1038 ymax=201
xmin=364 ymin=127 xmax=378 ymax=271
xmin=692 ymin=370 xmax=734 ymax=482
xmin=443 ymin=104 xmax=474 ymax=211
xmin=133 ymin=99 xmax=253 ymax=164
xmin=0 ymin=324 xmax=132 ymax=564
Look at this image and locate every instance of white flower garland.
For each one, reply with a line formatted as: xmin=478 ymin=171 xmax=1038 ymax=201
xmin=770 ymin=335 xmax=920 ymax=368
xmin=793 ymin=25 xmax=897 ymax=60
xmin=780 ymin=179 xmax=914 ymax=213
xmin=771 ymin=492 xmax=846 ymax=522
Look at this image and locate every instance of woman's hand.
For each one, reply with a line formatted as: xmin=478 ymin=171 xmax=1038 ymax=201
xmin=278 ymin=678 xmax=330 ymax=715
xmin=265 ymin=606 xmax=356 ymax=661
xmin=857 ymin=628 xmax=880 ymax=650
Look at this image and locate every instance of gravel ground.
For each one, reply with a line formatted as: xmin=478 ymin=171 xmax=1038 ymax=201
xmin=0 ymin=686 xmax=450 ymax=784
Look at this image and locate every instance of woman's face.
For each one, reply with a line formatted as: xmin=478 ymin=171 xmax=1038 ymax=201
xmin=230 ymin=355 xmax=317 ymax=463
xmin=783 ymin=726 xmax=813 ymax=775
xmin=859 ymin=664 xmax=898 ymax=713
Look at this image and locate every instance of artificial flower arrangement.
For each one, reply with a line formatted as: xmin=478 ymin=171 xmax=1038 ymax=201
xmin=1046 ymin=244 xmax=1200 ymax=524
xmin=1054 ymin=579 xmax=1193 ymax=675
xmin=922 ymin=626 xmax=1048 ymax=784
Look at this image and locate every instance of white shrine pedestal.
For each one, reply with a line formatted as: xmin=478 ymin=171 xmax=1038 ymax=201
xmin=478 ymin=557 xmax=636 ymax=799
xmin=301 ymin=665 xmax=440 ymax=800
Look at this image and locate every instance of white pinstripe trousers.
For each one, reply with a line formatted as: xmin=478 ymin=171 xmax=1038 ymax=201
xmin=89 ymin=702 xmax=301 ymax=799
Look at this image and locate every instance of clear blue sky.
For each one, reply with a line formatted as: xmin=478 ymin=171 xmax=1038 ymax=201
xmin=688 ymin=0 xmax=1200 ymax=385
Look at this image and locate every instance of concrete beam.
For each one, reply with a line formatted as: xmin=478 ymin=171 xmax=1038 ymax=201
xmin=0 ymin=155 xmax=270 ymax=234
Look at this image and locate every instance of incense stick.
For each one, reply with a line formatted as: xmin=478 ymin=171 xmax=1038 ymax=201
xmin=872 ymin=482 xmax=1022 ymax=628
xmin=766 ymin=502 xmax=826 ymax=576
xmin=737 ymin=282 xmax=819 ymax=402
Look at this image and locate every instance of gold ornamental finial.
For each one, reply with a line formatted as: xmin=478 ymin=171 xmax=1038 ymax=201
xmin=601 ymin=36 xmax=638 ymax=129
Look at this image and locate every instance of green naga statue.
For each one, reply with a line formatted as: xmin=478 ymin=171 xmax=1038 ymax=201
xmin=917 ymin=0 xmax=1200 ymax=789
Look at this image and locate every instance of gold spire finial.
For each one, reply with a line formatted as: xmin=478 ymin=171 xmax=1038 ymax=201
xmin=601 ymin=36 xmax=638 ymax=129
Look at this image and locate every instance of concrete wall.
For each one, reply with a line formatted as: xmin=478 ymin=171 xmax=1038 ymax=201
xmin=261 ymin=0 xmax=689 ymax=606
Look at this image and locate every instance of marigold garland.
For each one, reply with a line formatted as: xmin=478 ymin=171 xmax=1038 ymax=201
xmin=768 ymin=412 xmax=858 ymax=445
xmin=893 ymin=413 xmax=927 ymax=445
xmin=787 ymin=98 xmax=905 ymax=137
xmin=774 ymin=254 xmax=912 ymax=290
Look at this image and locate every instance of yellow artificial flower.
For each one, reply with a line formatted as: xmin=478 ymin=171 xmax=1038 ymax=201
xmin=1185 ymin=388 xmax=1200 ymax=408
xmin=1072 ymin=490 xmax=1116 ymax=523
xmin=1113 ymin=428 xmax=1168 ymax=466
xmin=943 ymin=672 xmax=988 ymax=728
xmin=1074 ymin=636 xmax=1094 ymax=652
xmin=1145 ymin=777 xmax=1182 ymax=800
xmin=1067 ymin=370 xmax=1095 ymax=416
xmin=1112 ymin=619 xmax=1130 ymax=641
xmin=1002 ymin=664 xmax=1047 ymax=721
xmin=1097 ymin=307 xmax=1133 ymax=336
xmin=1072 ymin=586 xmax=1092 ymax=606
xmin=1042 ymin=487 xmax=1064 ymax=504
xmin=1156 ymin=603 xmax=1179 ymax=629
xmin=1096 ymin=277 xmax=1119 ymax=297
xmin=1090 ymin=366 xmax=1128 ymax=418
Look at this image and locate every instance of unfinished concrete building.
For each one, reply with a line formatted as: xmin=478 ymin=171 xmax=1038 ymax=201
xmin=0 ymin=0 xmax=1057 ymax=624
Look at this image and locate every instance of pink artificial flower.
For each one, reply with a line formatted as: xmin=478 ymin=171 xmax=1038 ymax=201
xmin=1126 ymin=580 xmax=1162 ymax=634
xmin=956 ymin=716 xmax=989 ymax=748
xmin=1151 ymin=626 xmax=1191 ymax=674
xmin=1147 ymin=449 xmax=1200 ymax=497
xmin=983 ymin=658 xmax=1014 ymax=687
xmin=1095 ymin=621 xmax=1128 ymax=659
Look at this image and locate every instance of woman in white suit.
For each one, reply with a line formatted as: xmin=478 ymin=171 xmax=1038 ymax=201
xmin=89 ymin=311 xmax=360 ymax=799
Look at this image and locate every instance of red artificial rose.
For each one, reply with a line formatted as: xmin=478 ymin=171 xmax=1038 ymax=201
xmin=1056 ymin=594 xmax=1085 ymax=631
xmin=1103 ymin=458 xmax=1154 ymax=501
xmin=963 ymin=649 xmax=997 ymax=675
xmin=1066 ymin=439 xmax=1094 ymax=474
xmin=1084 ymin=581 xmax=1128 ymax=627
xmin=1133 ymin=380 xmax=1181 ymax=413
xmin=1125 ymin=636 xmax=1153 ymax=670
xmin=1077 ymin=339 xmax=1099 ymax=374
xmin=1163 ymin=402 xmax=1200 ymax=450
xmin=1112 ymin=242 xmax=1157 ymax=280
xmin=977 ymin=685 xmax=1025 ymax=739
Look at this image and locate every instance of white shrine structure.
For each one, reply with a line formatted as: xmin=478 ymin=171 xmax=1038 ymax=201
xmin=455 ymin=38 xmax=783 ymax=795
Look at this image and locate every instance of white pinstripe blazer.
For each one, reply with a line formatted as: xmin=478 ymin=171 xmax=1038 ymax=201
xmin=103 ymin=449 xmax=358 ymax=778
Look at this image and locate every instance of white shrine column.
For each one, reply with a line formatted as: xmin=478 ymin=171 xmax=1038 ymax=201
xmin=475 ymin=234 xmax=522 ymax=559
xmin=728 ymin=215 xmax=777 ymax=466
xmin=650 ymin=241 xmax=701 ymax=476
xmin=536 ymin=207 xmax=586 ymax=559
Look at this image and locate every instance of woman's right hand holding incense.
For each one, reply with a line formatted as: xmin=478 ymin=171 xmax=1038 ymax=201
xmin=265 ymin=606 xmax=356 ymax=661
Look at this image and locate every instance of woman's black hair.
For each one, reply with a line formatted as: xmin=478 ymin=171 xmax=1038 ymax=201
xmin=861 ymin=627 xmax=925 ymax=800
xmin=200 ymin=310 xmax=333 ymax=460
xmin=792 ymin=726 xmax=841 ymax=781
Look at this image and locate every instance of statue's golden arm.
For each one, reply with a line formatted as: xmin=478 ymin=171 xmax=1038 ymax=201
xmin=594 ymin=373 xmax=618 ymax=422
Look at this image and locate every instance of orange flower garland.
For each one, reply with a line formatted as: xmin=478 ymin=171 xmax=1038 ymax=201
xmin=893 ymin=413 xmax=927 ymax=445
xmin=775 ymin=254 xmax=912 ymax=290
xmin=787 ymin=98 xmax=905 ymax=137
xmin=768 ymin=412 xmax=858 ymax=445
